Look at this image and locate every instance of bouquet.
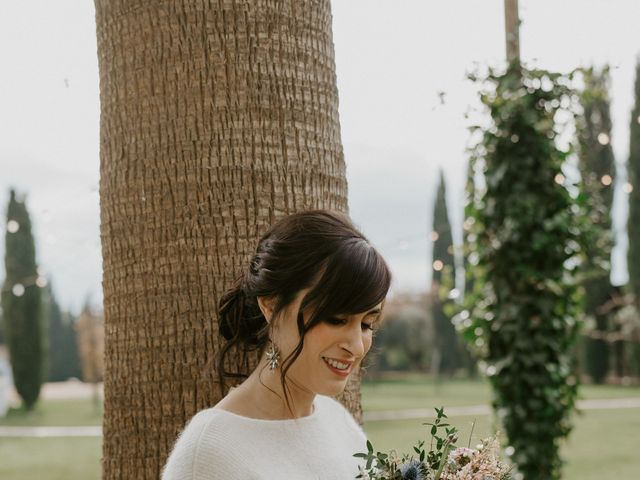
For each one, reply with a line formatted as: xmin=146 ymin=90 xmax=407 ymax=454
xmin=354 ymin=407 xmax=513 ymax=480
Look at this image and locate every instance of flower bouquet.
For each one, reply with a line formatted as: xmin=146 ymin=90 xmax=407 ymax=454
xmin=354 ymin=407 xmax=513 ymax=480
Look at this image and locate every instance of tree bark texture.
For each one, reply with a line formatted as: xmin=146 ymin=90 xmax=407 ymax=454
xmin=94 ymin=1 xmax=358 ymax=478
xmin=504 ymin=0 xmax=520 ymax=64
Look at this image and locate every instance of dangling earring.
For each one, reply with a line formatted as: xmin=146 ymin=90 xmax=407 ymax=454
xmin=266 ymin=340 xmax=280 ymax=370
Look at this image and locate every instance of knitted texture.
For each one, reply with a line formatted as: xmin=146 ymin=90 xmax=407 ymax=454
xmin=161 ymin=394 xmax=367 ymax=479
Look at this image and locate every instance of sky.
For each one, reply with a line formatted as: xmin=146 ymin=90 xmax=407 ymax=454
xmin=0 ymin=0 xmax=639 ymax=313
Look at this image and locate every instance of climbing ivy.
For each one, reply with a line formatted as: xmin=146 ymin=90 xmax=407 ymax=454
xmin=459 ymin=64 xmax=601 ymax=480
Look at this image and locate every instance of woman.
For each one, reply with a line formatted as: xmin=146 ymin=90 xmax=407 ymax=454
xmin=161 ymin=210 xmax=391 ymax=479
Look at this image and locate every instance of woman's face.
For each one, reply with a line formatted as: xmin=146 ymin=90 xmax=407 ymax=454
xmin=268 ymin=288 xmax=383 ymax=397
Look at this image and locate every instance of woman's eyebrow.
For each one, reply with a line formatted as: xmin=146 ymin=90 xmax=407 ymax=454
xmin=367 ymin=308 xmax=382 ymax=315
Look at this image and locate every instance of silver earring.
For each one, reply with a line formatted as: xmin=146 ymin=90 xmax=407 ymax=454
xmin=266 ymin=340 xmax=280 ymax=370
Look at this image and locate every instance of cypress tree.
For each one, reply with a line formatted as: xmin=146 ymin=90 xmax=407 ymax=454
xmin=1 ymin=189 xmax=44 ymax=410
xmin=430 ymin=170 xmax=461 ymax=377
xmin=44 ymin=282 xmax=82 ymax=381
xmin=0 ymin=303 xmax=4 ymax=345
xmin=577 ymin=66 xmax=615 ymax=384
xmin=627 ymin=60 xmax=640 ymax=379
xmin=628 ymin=60 xmax=640 ymax=304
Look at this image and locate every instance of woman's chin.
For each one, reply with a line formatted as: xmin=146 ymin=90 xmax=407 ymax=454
xmin=318 ymin=379 xmax=349 ymax=397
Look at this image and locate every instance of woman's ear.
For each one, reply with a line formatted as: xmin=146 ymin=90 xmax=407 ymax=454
xmin=257 ymin=296 xmax=276 ymax=324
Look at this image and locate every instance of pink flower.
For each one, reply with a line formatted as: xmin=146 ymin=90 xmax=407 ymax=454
xmin=449 ymin=447 xmax=477 ymax=467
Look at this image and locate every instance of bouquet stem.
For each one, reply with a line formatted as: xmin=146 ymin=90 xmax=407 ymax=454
xmin=433 ymin=438 xmax=454 ymax=480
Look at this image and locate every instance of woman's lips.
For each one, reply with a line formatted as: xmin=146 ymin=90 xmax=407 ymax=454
xmin=322 ymin=357 xmax=352 ymax=376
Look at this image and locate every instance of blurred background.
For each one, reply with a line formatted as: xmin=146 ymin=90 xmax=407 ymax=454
xmin=1 ymin=0 xmax=639 ymax=479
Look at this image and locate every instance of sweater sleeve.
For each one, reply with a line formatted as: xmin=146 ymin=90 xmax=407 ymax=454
xmin=160 ymin=411 xmax=214 ymax=480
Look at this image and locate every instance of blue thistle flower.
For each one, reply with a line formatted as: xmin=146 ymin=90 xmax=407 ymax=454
xmin=399 ymin=459 xmax=425 ymax=480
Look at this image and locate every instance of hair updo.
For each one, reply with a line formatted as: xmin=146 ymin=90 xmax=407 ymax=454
xmin=214 ymin=210 xmax=392 ymax=408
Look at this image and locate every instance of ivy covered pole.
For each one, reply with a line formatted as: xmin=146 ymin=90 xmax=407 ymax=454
xmin=463 ymin=65 xmax=591 ymax=480
xmin=463 ymin=159 xmax=476 ymax=300
xmin=459 ymin=4 xmax=595 ymax=476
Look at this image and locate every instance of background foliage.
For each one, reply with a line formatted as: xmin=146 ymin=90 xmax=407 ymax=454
xmin=1 ymin=190 xmax=44 ymax=411
xmin=430 ymin=171 xmax=467 ymax=378
xmin=629 ymin=61 xmax=640 ymax=306
xmin=460 ymin=64 xmax=602 ymax=480
xmin=576 ymin=66 xmax=615 ymax=384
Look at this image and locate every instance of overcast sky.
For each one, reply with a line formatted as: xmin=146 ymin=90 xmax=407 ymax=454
xmin=1 ymin=0 xmax=639 ymax=313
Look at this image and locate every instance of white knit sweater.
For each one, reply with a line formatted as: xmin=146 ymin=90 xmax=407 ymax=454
xmin=161 ymin=394 xmax=368 ymax=479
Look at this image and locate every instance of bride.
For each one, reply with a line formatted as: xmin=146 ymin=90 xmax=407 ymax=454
xmin=161 ymin=210 xmax=391 ymax=479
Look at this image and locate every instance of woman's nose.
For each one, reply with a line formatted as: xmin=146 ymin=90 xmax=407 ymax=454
xmin=340 ymin=323 xmax=366 ymax=358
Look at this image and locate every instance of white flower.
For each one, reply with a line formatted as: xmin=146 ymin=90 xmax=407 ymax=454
xmin=357 ymin=465 xmax=370 ymax=480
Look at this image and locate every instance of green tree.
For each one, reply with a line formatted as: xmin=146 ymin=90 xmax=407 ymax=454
xmin=463 ymin=65 xmax=593 ymax=480
xmin=370 ymin=307 xmax=433 ymax=373
xmin=430 ymin=170 xmax=462 ymax=377
xmin=44 ymin=282 xmax=81 ymax=382
xmin=627 ymin=60 xmax=640 ymax=380
xmin=0 ymin=301 xmax=4 ymax=345
xmin=629 ymin=60 xmax=640 ymax=305
xmin=432 ymin=170 xmax=454 ymax=286
xmin=577 ymin=66 xmax=615 ymax=384
xmin=1 ymin=189 xmax=44 ymax=411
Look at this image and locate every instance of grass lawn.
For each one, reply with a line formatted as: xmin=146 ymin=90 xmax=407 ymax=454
xmin=361 ymin=373 xmax=640 ymax=410
xmin=0 ymin=377 xmax=638 ymax=479
xmin=363 ymin=408 xmax=640 ymax=480
xmin=361 ymin=376 xmax=640 ymax=480
xmin=362 ymin=376 xmax=492 ymax=410
xmin=0 ymin=398 xmax=103 ymax=427
xmin=0 ymin=399 xmax=104 ymax=479
xmin=0 ymin=437 xmax=102 ymax=480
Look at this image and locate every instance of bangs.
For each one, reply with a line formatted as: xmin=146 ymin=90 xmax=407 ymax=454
xmin=301 ymin=238 xmax=392 ymax=324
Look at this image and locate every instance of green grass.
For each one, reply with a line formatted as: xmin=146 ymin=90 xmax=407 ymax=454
xmin=576 ymin=383 xmax=640 ymax=400
xmin=0 ymin=398 xmax=103 ymax=427
xmin=361 ymin=376 xmax=640 ymax=480
xmin=0 ymin=377 xmax=638 ymax=479
xmin=361 ymin=374 xmax=640 ymax=411
xmin=362 ymin=377 xmax=492 ymax=410
xmin=562 ymin=407 xmax=640 ymax=479
xmin=0 ymin=437 xmax=102 ymax=480
xmin=363 ymin=408 xmax=640 ymax=480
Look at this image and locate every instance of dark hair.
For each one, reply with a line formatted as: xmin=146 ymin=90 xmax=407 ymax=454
xmin=214 ymin=209 xmax=392 ymax=415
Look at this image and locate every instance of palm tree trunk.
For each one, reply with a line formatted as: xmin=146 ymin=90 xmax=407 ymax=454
xmin=95 ymin=1 xmax=357 ymax=478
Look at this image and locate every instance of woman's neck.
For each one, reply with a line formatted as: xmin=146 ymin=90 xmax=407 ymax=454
xmin=226 ymin=358 xmax=316 ymax=420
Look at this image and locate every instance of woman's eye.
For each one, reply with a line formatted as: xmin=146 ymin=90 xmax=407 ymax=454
xmin=326 ymin=317 xmax=376 ymax=332
xmin=326 ymin=317 xmax=346 ymax=325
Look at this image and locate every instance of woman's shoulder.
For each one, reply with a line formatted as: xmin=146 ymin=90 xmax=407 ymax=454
xmin=160 ymin=407 xmax=246 ymax=480
xmin=171 ymin=406 xmax=247 ymax=446
xmin=316 ymin=394 xmax=358 ymax=419
xmin=315 ymin=394 xmax=367 ymax=438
